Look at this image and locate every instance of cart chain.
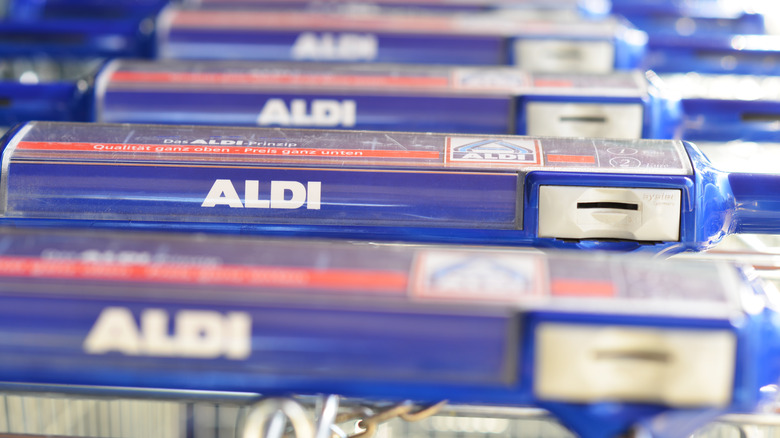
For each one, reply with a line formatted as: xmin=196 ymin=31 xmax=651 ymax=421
xmin=338 ymin=400 xmax=448 ymax=438
xmin=242 ymin=397 xmax=446 ymax=438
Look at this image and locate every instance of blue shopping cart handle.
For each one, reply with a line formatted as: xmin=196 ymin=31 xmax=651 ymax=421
xmin=1 ymin=121 xmax=779 ymax=253
xmin=729 ymin=172 xmax=780 ymax=234
xmin=0 ymin=227 xmax=775 ymax=438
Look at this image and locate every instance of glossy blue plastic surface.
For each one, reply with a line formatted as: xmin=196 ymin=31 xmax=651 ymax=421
xmin=680 ymin=99 xmax=780 ymax=142
xmin=679 ymin=141 xmax=780 ymax=238
xmin=613 ymin=8 xmax=765 ymax=37
xmin=610 ymin=0 xmax=766 ymax=24
xmin=99 ymin=89 xmax=515 ymax=134
xmin=0 ymin=0 xmax=158 ymax=128
xmin=612 ymin=21 xmax=650 ymax=72
xmin=5 ymin=0 xmax=167 ymax=22
xmin=651 ymin=93 xmax=684 ymax=139
xmin=0 ymin=20 xmax=154 ymax=58
xmin=0 ymin=81 xmax=89 ymax=128
xmin=662 ymin=71 xmax=780 ymax=141
xmin=161 ymin=26 xmax=508 ymax=65
xmin=729 ymin=172 xmax=780 ymax=234
xmin=643 ymin=34 xmax=780 ymax=75
xmin=679 ymin=142 xmax=732 ymax=251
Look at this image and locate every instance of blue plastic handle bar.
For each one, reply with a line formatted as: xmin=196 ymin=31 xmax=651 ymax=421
xmin=1 ymin=121 xmax=779 ymax=254
xmin=729 ymin=172 xmax=780 ymax=234
xmin=0 ymin=226 xmax=775 ymax=438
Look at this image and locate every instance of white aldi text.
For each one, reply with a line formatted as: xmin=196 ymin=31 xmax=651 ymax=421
xmin=83 ymin=307 xmax=252 ymax=360
xmin=257 ymin=99 xmax=356 ymax=127
xmin=291 ymin=32 xmax=378 ymax=61
xmin=202 ymin=180 xmax=322 ymax=209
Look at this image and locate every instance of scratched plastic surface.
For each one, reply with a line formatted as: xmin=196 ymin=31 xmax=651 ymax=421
xmin=3 ymin=121 xmax=780 ymax=252
xmin=0 ymin=121 xmax=705 ymax=251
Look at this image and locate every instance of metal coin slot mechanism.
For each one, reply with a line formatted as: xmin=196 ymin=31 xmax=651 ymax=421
xmin=525 ymin=102 xmax=644 ymax=138
xmin=537 ymin=186 xmax=681 ymax=242
xmin=534 ymin=324 xmax=737 ymax=407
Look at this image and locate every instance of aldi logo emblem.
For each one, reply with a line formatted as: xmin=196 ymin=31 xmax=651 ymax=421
xmin=411 ymin=250 xmax=544 ymax=302
xmin=447 ymin=137 xmax=541 ymax=165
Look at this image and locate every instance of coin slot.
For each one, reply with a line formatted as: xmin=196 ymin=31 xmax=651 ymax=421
xmin=577 ymin=201 xmax=638 ymax=210
xmin=550 ymin=47 xmax=583 ymax=60
xmin=594 ymin=350 xmax=670 ymax=363
xmin=560 ymin=116 xmax=607 ymax=123
xmin=534 ymin=323 xmax=737 ymax=407
xmin=538 ymin=186 xmax=681 ymax=242
xmin=525 ymin=102 xmax=642 ymax=138
xmin=741 ymin=112 xmax=780 ymax=122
